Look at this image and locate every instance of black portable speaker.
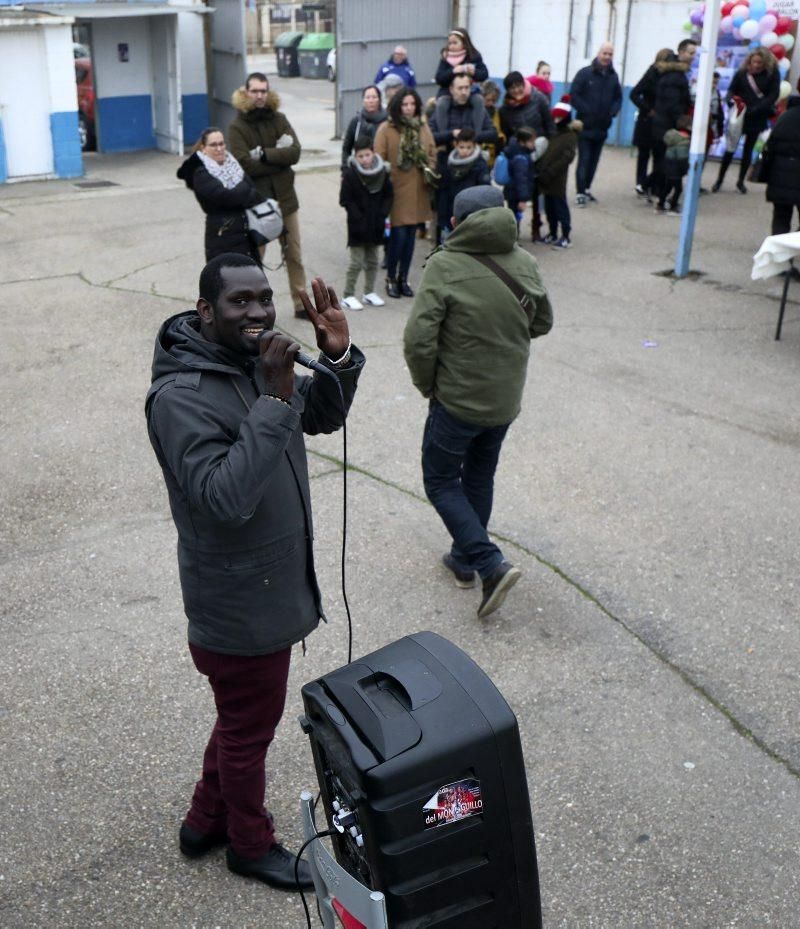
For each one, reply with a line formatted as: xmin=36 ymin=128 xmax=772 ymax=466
xmin=300 ymin=631 xmax=542 ymax=928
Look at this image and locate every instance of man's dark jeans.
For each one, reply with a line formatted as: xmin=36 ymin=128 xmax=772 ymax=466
xmin=421 ymin=401 xmax=509 ymax=579
xmin=576 ymin=135 xmax=606 ymax=194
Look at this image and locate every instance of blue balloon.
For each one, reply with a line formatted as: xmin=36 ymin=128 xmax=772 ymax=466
xmin=749 ymin=39 xmax=760 ymax=48
xmin=732 ymin=13 xmax=746 ymax=26
xmin=750 ymin=0 xmax=767 ymax=16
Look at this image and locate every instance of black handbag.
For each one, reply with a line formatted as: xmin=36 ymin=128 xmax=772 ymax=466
xmin=748 ymin=148 xmax=772 ymax=184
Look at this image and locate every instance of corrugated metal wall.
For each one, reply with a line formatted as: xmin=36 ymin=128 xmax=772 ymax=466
xmin=335 ymin=0 xmax=453 ymax=136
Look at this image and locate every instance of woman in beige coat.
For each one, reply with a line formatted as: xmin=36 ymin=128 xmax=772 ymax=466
xmin=374 ymin=88 xmax=436 ymax=298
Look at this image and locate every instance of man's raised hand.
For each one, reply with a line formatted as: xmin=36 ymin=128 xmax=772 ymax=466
xmin=298 ymin=278 xmax=350 ymax=360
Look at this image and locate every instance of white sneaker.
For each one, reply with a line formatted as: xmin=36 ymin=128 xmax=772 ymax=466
xmin=361 ymin=292 xmax=385 ymax=307
xmin=341 ymin=296 xmax=363 ymax=310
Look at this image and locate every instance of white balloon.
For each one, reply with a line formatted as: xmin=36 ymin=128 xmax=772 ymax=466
xmin=779 ymin=33 xmax=794 ymax=51
xmin=740 ymin=18 xmax=760 ymax=39
xmin=778 ymin=80 xmax=792 ymax=101
xmin=760 ymin=30 xmax=778 ymax=46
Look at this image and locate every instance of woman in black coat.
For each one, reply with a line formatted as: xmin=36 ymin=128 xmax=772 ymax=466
xmin=177 ymin=127 xmax=262 ymax=262
xmin=713 ymin=48 xmax=780 ymax=194
xmin=434 ymin=29 xmax=488 ymax=97
xmin=630 ymin=48 xmax=672 ymax=197
xmin=764 ymin=97 xmax=800 ymax=236
xmin=340 ymin=85 xmax=387 ymax=170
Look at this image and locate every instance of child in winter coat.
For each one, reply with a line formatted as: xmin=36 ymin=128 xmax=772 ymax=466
xmin=339 ymin=137 xmax=394 ymax=308
xmin=502 ymin=126 xmax=537 ymax=231
xmin=436 ymin=127 xmax=491 ymax=241
xmin=535 ymin=96 xmax=581 ymax=249
xmin=658 ymin=114 xmax=691 ymax=214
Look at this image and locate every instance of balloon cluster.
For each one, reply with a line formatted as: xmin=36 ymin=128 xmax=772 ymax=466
xmin=686 ymin=1 xmax=795 ymax=75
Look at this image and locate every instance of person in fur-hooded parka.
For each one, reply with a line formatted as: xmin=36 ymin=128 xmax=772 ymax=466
xmin=227 ymin=74 xmax=308 ymax=316
xmin=227 ymin=81 xmax=301 ymax=214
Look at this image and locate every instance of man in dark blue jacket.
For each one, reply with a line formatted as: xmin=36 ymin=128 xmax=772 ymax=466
xmin=570 ymin=43 xmax=622 ymax=206
xmin=374 ymin=45 xmax=416 ymax=87
xmin=145 ymin=253 xmax=364 ymax=892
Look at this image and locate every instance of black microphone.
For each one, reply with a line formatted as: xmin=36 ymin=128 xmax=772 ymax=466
xmin=295 ymin=350 xmax=336 ymax=376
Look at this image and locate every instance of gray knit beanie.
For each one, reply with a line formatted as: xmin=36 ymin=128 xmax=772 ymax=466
xmin=453 ymin=185 xmax=504 ymax=222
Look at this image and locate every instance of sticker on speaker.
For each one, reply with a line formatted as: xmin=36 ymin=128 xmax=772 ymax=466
xmin=422 ymin=777 xmax=482 ymax=829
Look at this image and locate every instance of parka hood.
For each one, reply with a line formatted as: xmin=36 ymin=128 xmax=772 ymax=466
xmin=150 ymin=311 xmax=251 ymax=388
xmin=656 ymin=58 xmax=689 ymax=75
xmin=231 ymin=86 xmax=282 ymax=116
xmin=445 ymin=206 xmax=518 ymax=255
xmin=176 ymin=151 xmax=202 ymax=189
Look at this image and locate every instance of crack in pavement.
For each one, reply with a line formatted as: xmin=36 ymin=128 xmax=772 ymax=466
xmin=306 ymin=447 xmax=800 ymax=782
xmin=100 ymin=252 xmax=195 ymax=288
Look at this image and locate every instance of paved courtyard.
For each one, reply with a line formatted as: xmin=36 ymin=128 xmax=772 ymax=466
xmin=1 ymin=74 xmax=799 ymax=928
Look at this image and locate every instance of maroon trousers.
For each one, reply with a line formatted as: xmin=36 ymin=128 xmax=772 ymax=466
xmin=185 ymin=643 xmax=292 ymax=859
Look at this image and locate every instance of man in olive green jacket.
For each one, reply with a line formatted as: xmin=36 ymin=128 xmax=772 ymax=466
xmin=228 ymin=73 xmax=308 ymax=318
xmin=403 ymin=186 xmax=552 ymax=618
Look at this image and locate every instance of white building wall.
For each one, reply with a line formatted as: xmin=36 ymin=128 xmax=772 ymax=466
xmin=92 ymin=17 xmax=153 ymax=99
xmin=178 ymin=10 xmax=210 ymax=143
xmin=178 ymin=11 xmax=206 ymax=94
xmin=43 ymin=22 xmax=79 ymax=112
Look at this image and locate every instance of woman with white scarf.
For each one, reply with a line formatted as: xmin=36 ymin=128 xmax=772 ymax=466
xmin=177 ymin=127 xmax=263 ymax=261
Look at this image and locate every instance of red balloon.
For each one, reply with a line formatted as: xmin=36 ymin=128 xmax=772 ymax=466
xmin=770 ymin=43 xmax=786 ymax=59
xmin=774 ymin=15 xmax=791 ymax=35
xmin=721 ymin=1 xmax=735 ymax=13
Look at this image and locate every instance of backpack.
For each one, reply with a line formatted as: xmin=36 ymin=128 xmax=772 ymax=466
xmin=492 ymin=151 xmax=510 ymax=186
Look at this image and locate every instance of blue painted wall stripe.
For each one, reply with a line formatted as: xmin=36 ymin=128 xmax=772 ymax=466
xmin=97 ymin=95 xmax=155 ymax=153
xmin=182 ymin=93 xmax=210 ymax=145
xmin=0 ymin=118 xmax=7 ymax=183
xmin=51 ymin=111 xmax=83 ymax=178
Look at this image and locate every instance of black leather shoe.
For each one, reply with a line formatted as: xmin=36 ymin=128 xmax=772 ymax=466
xmin=226 ymin=843 xmax=314 ymax=891
xmin=711 ymin=179 xmax=722 ymax=193
xmin=736 ymin=180 xmax=747 ymax=194
xmin=398 ymin=278 xmax=414 ymax=298
xmin=386 ymin=276 xmax=401 ymax=299
xmin=478 ymin=561 xmax=521 ymax=619
xmin=179 ymin=822 xmax=228 ymax=858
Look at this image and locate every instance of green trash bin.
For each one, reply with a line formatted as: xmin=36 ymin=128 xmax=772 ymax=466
xmin=275 ymin=31 xmax=304 ymax=78
xmin=298 ymin=33 xmax=335 ymax=80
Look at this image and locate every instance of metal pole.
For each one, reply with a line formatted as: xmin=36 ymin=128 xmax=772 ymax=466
xmin=565 ymin=0 xmax=576 ymax=84
xmin=674 ymin=2 xmax=720 ymax=278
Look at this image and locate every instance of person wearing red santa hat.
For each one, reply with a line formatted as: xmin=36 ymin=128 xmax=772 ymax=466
xmin=535 ymin=96 xmax=582 ymax=249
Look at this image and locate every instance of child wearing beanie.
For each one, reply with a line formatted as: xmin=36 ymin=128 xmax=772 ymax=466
xmin=534 ymin=95 xmax=581 ymax=249
xmin=339 ymin=135 xmax=394 ymax=308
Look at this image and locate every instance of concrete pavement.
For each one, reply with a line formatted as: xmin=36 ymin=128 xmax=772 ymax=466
xmin=1 ymin=74 xmax=800 ymax=928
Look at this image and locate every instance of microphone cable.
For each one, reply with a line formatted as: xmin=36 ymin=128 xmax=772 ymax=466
xmin=295 ymin=827 xmax=338 ymax=929
xmin=312 ymin=365 xmax=353 ymax=665
xmin=298 ymin=361 xmax=354 ymax=927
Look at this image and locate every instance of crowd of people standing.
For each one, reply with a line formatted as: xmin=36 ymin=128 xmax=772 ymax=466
xmin=176 ymin=27 xmax=800 ymax=306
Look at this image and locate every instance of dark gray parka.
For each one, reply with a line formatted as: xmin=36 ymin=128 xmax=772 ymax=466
xmin=145 ymin=312 xmax=364 ymax=655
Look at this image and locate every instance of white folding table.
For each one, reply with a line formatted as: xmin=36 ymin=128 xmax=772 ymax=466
xmin=752 ymin=231 xmax=800 ymax=340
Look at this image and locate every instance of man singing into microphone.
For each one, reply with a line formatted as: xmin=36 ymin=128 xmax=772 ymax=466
xmin=145 ymin=253 xmax=363 ymax=890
